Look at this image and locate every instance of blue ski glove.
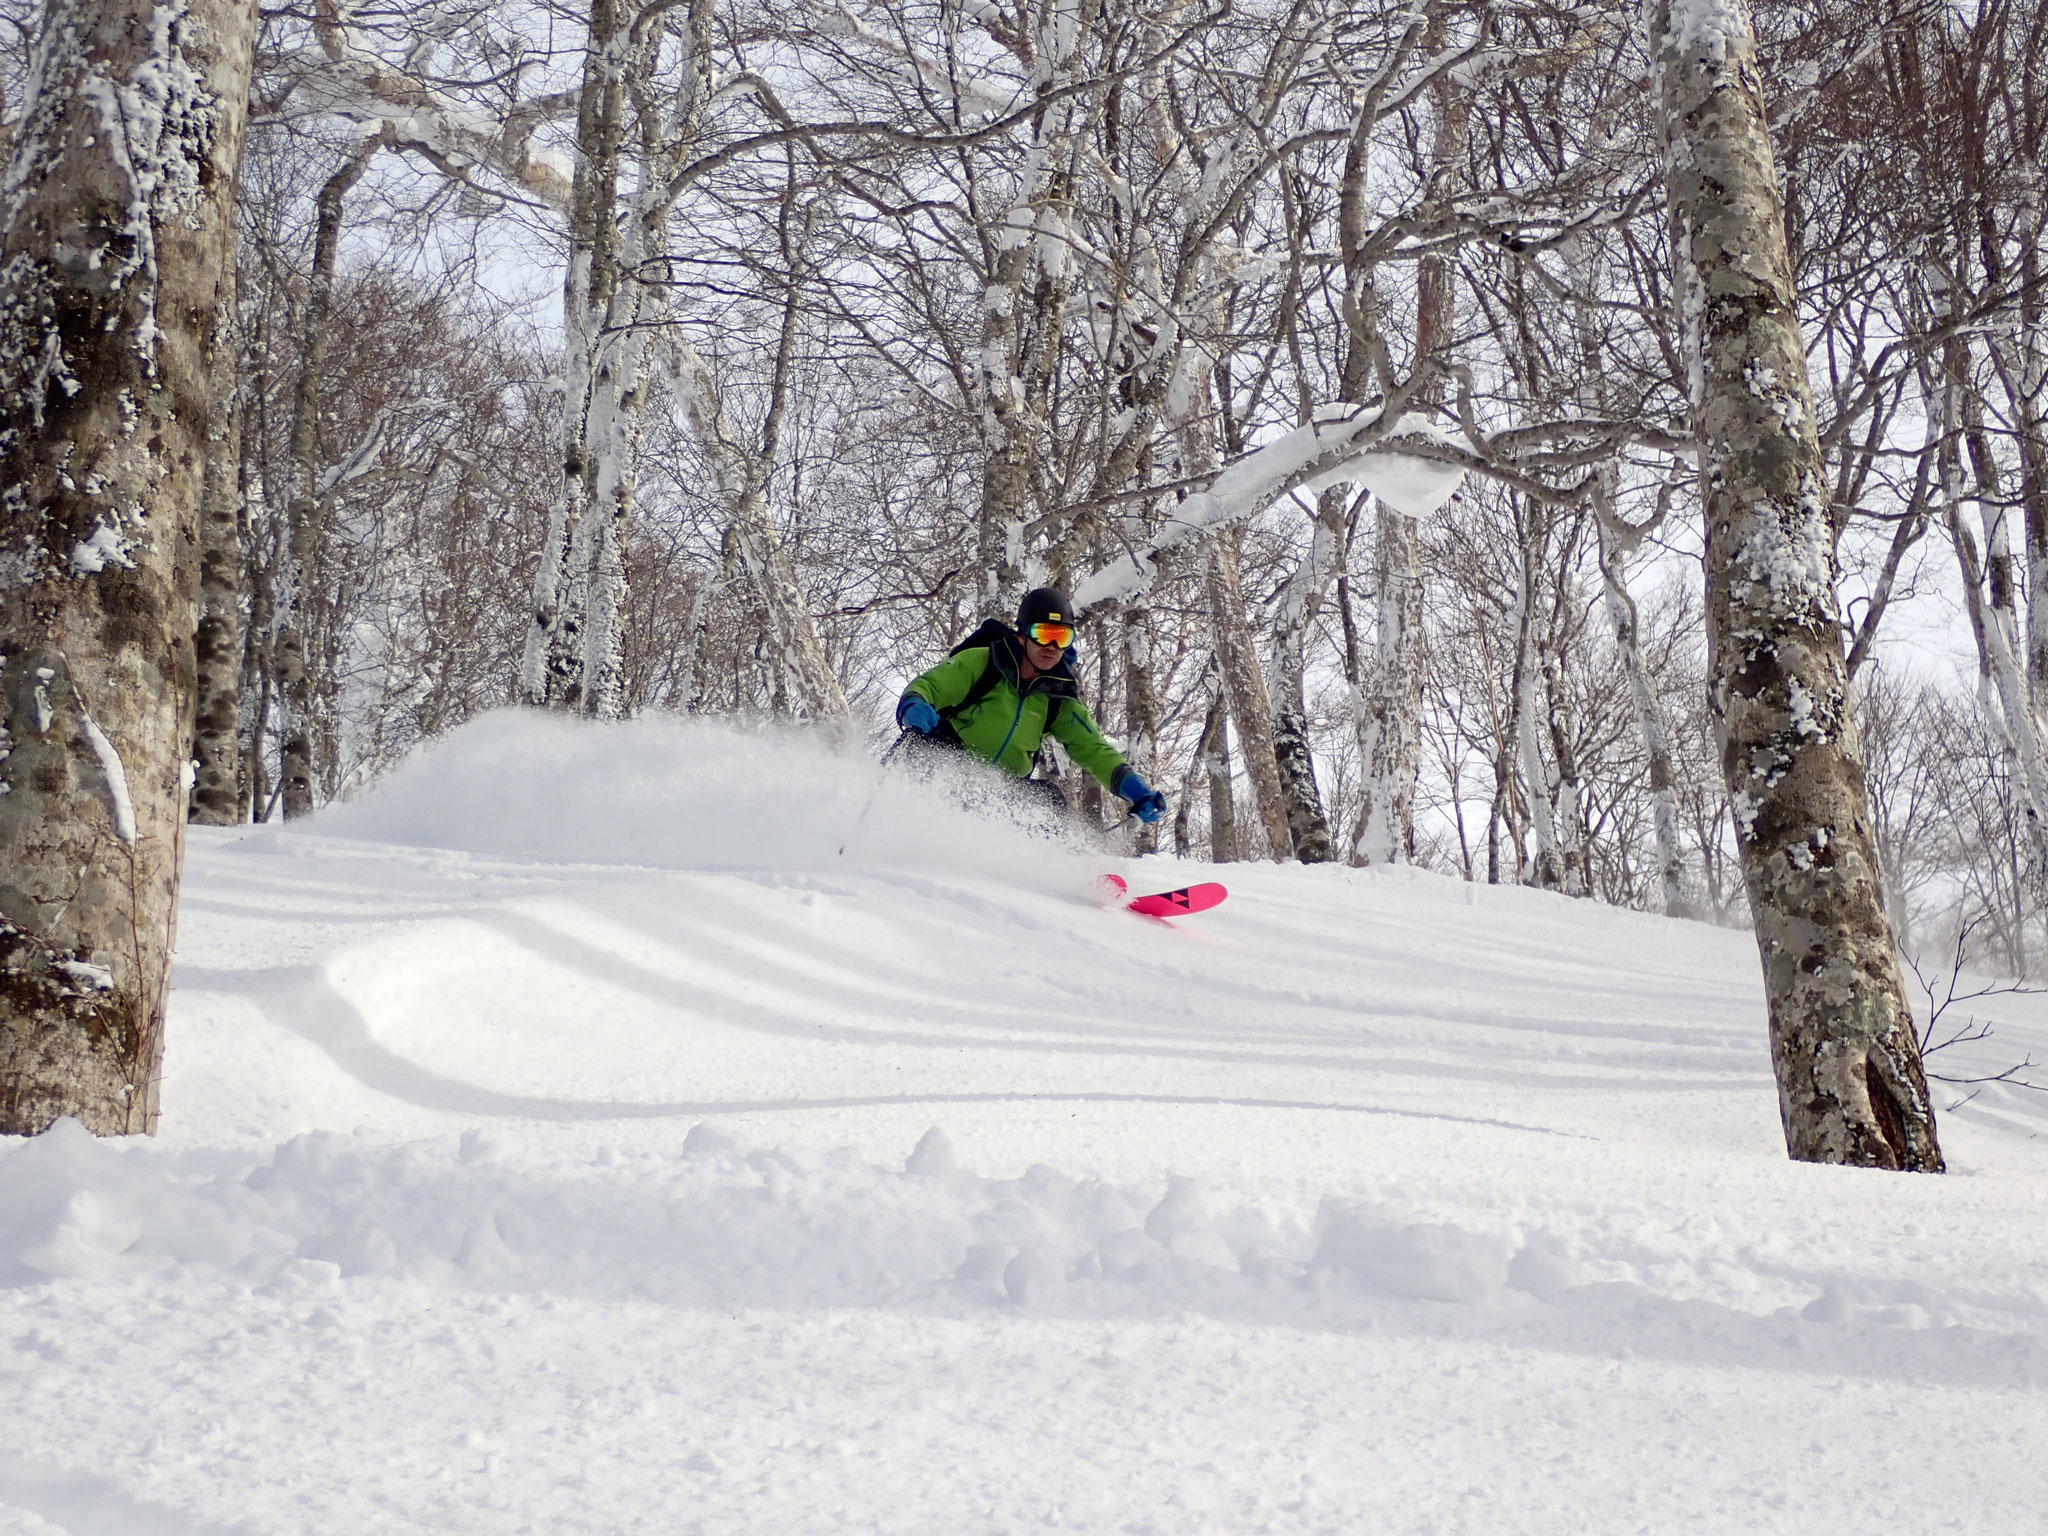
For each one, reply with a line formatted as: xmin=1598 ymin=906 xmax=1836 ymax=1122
xmin=897 ymin=695 xmax=941 ymax=736
xmin=1114 ymin=767 xmax=1168 ymax=824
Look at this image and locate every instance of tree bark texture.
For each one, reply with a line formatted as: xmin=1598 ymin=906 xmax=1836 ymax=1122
xmin=1537 ymin=595 xmax=1586 ymax=896
xmin=2003 ymin=230 xmax=2048 ymax=701
xmin=1352 ymin=503 xmax=1425 ymax=865
xmin=1121 ymin=601 xmax=1160 ymax=855
xmin=0 ymin=0 xmax=256 ymax=1134
xmin=276 ymin=137 xmax=375 ymax=816
xmin=1572 ymin=220 xmax=1689 ymax=915
xmin=1267 ymin=488 xmax=1341 ymax=863
xmin=974 ymin=0 xmax=1097 ymax=614
xmin=1204 ymin=531 xmax=1295 ymax=859
xmin=1199 ymin=690 xmax=1236 ymax=864
xmin=520 ymin=0 xmax=630 ymax=713
xmin=1511 ymin=548 xmax=1564 ymax=890
xmin=1595 ymin=501 xmax=1689 ymax=916
xmin=190 ymin=303 xmax=243 ymax=826
xmin=2016 ymin=356 xmax=2048 ymax=701
xmin=1933 ymin=342 xmax=2048 ymax=888
xmin=669 ymin=336 xmax=853 ymax=739
xmin=1349 ymin=10 xmax=1464 ymax=867
xmin=235 ymin=448 xmax=270 ymax=822
xmin=1656 ymin=0 xmax=1942 ymax=1170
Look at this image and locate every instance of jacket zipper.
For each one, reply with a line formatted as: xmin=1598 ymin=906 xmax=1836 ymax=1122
xmin=993 ymin=687 xmax=1028 ymax=768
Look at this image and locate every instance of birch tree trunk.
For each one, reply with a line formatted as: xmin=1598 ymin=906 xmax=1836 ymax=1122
xmin=1162 ymin=328 xmax=1294 ymax=857
xmin=2003 ymin=207 xmax=2048 ymax=700
xmin=0 ymin=0 xmax=256 ymax=1135
xmin=276 ymin=138 xmax=376 ymax=816
xmin=520 ymin=0 xmax=631 ymax=712
xmin=1932 ymin=355 xmax=2048 ymax=909
xmin=1199 ymin=691 xmax=1236 ymax=864
xmin=1353 ymin=504 xmax=1425 ymax=865
xmin=2009 ymin=329 xmax=2048 ymax=701
xmin=1960 ymin=372 xmax=2048 ymax=888
xmin=1595 ymin=497 xmax=1689 ymax=915
xmin=1203 ymin=529 xmax=1295 ymax=859
xmin=974 ymin=0 xmax=1099 ymax=611
xmin=1353 ymin=8 xmax=1466 ymax=867
xmin=236 ymin=452 xmax=271 ymax=822
xmin=1122 ymin=601 xmax=1160 ymax=855
xmin=575 ymin=200 xmax=652 ymax=721
xmin=1538 ymin=621 xmax=1585 ymax=895
xmin=1511 ymin=533 xmax=1564 ymax=889
xmin=1267 ymin=491 xmax=1340 ymax=862
xmin=1569 ymin=223 xmax=1687 ymax=912
xmin=190 ymin=318 xmax=244 ymax=826
xmin=1655 ymin=0 xmax=1942 ymax=1170
xmin=666 ymin=330 xmax=852 ymax=735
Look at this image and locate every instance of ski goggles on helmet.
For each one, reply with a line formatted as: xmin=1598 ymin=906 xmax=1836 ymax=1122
xmin=1023 ymin=621 xmax=1076 ymax=649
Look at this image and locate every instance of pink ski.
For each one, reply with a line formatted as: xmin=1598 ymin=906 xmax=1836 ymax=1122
xmin=1096 ymin=874 xmax=1229 ymax=918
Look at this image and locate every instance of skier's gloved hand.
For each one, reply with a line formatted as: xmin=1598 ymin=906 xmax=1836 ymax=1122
xmin=1114 ymin=767 xmax=1168 ymax=824
xmin=897 ymin=695 xmax=941 ymax=736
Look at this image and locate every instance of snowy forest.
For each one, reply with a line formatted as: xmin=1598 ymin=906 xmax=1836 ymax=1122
xmin=68 ymin=0 xmax=2047 ymax=935
xmin=2 ymin=0 xmax=2046 ymax=1160
xmin=8 ymin=3 xmax=2048 ymax=1524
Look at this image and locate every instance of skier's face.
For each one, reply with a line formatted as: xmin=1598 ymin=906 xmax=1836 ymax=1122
xmin=1023 ymin=635 xmax=1065 ymax=669
xmin=1021 ymin=620 xmax=1073 ymax=670
xmin=1020 ymin=624 xmax=1070 ymax=671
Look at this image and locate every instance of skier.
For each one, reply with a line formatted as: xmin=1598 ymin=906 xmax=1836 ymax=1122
xmin=895 ymin=587 xmax=1169 ymax=827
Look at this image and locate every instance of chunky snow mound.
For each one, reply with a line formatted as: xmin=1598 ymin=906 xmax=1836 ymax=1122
xmin=0 ymin=1117 xmax=1526 ymax=1308
xmin=7 ymin=1114 xmax=2043 ymax=1328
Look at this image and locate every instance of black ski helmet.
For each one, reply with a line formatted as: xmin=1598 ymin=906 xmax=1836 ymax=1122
xmin=1016 ymin=586 xmax=1077 ymax=635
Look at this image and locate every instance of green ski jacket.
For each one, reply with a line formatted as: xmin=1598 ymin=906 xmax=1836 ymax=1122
xmin=903 ymin=633 xmax=1130 ymax=787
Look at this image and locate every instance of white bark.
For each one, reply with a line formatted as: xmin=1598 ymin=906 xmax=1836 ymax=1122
xmin=1935 ymin=356 xmax=2048 ymax=887
xmin=277 ymin=136 xmax=378 ymax=812
xmin=1654 ymin=0 xmax=1941 ymax=1170
xmin=1594 ymin=491 xmax=1689 ymax=916
xmin=1200 ymin=525 xmax=1294 ymax=860
xmin=1198 ymin=690 xmax=1236 ymax=863
xmin=520 ymin=0 xmax=634 ymax=714
xmin=0 ymin=0 xmax=256 ymax=1134
xmin=1122 ymin=602 xmax=1161 ymax=855
xmin=667 ymin=341 xmax=853 ymax=737
xmin=1570 ymin=219 xmax=1688 ymax=915
xmin=576 ymin=183 xmax=653 ymax=720
xmin=1511 ymin=545 xmax=1564 ymax=889
xmin=1353 ymin=502 xmax=1427 ymax=866
xmin=1356 ymin=4 xmax=1470 ymax=868
xmin=191 ymin=292 xmax=244 ymax=827
xmin=1267 ymin=494 xmax=1340 ymax=862
xmin=974 ymin=0 xmax=1099 ymax=611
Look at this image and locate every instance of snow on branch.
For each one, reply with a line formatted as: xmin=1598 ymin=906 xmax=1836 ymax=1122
xmin=315 ymin=406 xmax=400 ymax=498
xmin=800 ymin=0 xmax=1021 ymax=117
xmin=294 ymin=3 xmax=575 ymax=211
xmin=1074 ymin=408 xmax=1465 ymax=609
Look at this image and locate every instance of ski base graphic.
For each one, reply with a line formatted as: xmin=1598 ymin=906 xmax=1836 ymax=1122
xmin=1097 ymin=874 xmax=1229 ymax=918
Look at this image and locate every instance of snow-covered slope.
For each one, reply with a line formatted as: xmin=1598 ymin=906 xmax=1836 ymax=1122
xmin=4 ymin=712 xmax=2046 ymax=1535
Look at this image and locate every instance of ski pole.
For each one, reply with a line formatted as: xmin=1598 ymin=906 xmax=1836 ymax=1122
xmin=837 ymin=731 xmax=910 ymax=857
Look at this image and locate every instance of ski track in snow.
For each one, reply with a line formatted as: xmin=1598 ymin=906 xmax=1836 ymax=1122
xmin=4 ymin=713 xmax=2047 ymax=1534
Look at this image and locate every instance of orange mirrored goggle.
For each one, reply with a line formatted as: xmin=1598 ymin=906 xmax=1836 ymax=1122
xmin=1024 ymin=621 xmax=1076 ymax=649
